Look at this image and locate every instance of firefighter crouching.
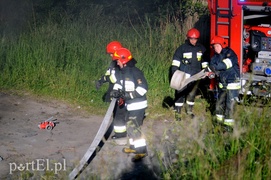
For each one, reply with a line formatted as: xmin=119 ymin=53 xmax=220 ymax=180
xmin=209 ymin=36 xmax=241 ymax=127
xmin=110 ymin=48 xmax=148 ymax=162
xmin=171 ymin=28 xmax=208 ymax=121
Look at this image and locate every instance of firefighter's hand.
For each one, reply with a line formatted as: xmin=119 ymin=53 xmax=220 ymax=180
xmin=182 ymin=58 xmax=191 ymax=64
xmin=95 ymin=80 xmax=103 ymax=90
xmin=110 ymin=90 xmax=121 ymax=98
xmin=110 ymin=90 xmax=124 ymax=99
xmin=204 ymin=67 xmax=216 ymax=79
xmin=205 ymin=66 xmax=219 ymax=77
xmin=209 ymin=66 xmax=220 ymax=77
xmin=208 ymin=66 xmax=216 ymax=73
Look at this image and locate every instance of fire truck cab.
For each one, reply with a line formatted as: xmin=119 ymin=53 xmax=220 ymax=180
xmin=207 ymin=0 xmax=271 ymax=98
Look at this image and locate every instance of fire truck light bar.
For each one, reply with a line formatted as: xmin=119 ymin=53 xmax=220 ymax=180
xmin=239 ymin=0 xmax=269 ymax=2
xmin=239 ymin=0 xmax=271 ymax=4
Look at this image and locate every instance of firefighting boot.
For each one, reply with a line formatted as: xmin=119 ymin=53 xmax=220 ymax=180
xmin=132 ymin=146 xmax=148 ymax=162
xmin=112 ymin=132 xmax=127 ymax=145
xmin=223 ymin=119 xmax=234 ymax=132
xmin=174 ymin=106 xmax=182 ymax=121
xmin=111 ymin=132 xmax=127 ymax=139
xmin=186 ymin=105 xmax=195 ymax=119
xmin=122 ymin=145 xmax=136 ymax=154
xmin=224 ymin=119 xmax=234 ymax=127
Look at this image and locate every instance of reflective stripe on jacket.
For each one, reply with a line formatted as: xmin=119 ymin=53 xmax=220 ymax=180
xmin=171 ymin=40 xmax=206 ymax=76
xmin=113 ymin=59 xmax=148 ymax=111
xmin=210 ymin=47 xmax=240 ymax=85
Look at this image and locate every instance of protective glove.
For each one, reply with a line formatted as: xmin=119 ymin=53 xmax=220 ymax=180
xmin=110 ymin=90 xmax=125 ymax=99
xmin=209 ymin=66 xmax=220 ymax=77
xmin=110 ymin=90 xmax=121 ymax=98
xmin=182 ymin=58 xmax=191 ymax=64
xmin=204 ymin=67 xmax=215 ymax=79
xmin=95 ymin=80 xmax=103 ymax=90
xmin=208 ymin=66 xmax=216 ymax=73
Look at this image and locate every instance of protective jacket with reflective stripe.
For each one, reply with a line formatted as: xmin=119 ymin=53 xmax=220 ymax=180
xmin=210 ymin=47 xmax=240 ymax=86
xmin=113 ymin=59 xmax=148 ymax=111
xmin=171 ymin=40 xmax=206 ymax=76
xmin=103 ymin=60 xmax=118 ymax=84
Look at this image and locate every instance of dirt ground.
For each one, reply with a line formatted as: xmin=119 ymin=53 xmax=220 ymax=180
xmin=0 ymin=91 xmax=177 ymax=179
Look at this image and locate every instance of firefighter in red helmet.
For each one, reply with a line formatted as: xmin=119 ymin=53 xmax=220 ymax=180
xmin=171 ymin=28 xmax=208 ymax=121
xmin=110 ymin=48 xmax=148 ymax=162
xmin=209 ymin=36 xmax=240 ymax=128
xmin=95 ymin=41 xmax=122 ymax=102
xmin=95 ymin=41 xmax=129 ymax=145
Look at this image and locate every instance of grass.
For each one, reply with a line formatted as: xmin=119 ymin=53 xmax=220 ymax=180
xmin=1 ymin=14 xmax=271 ymax=179
xmin=0 ymin=17 xmax=178 ymax=115
xmin=155 ymin=101 xmax=271 ymax=179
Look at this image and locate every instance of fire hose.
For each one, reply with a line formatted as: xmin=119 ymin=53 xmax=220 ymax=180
xmin=69 ymin=98 xmax=117 ymax=180
xmin=170 ymin=69 xmax=213 ymax=92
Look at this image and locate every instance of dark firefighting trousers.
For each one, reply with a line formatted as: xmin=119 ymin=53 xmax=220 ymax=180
xmin=174 ymin=81 xmax=199 ymax=113
xmin=216 ymin=88 xmax=239 ymax=123
xmin=126 ymin=108 xmax=147 ymax=154
xmin=112 ymin=101 xmax=127 ymax=138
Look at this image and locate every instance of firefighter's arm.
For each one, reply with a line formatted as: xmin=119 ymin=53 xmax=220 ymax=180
xmin=95 ymin=75 xmax=106 ymax=90
xmin=210 ymin=57 xmax=233 ymax=71
xmin=201 ymin=50 xmax=209 ymax=69
xmin=95 ymin=64 xmax=117 ymax=90
xmin=110 ymin=82 xmax=123 ymax=98
xmin=171 ymin=57 xmax=180 ymax=74
xmin=95 ymin=69 xmax=112 ymax=90
xmin=208 ymin=60 xmax=220 ymax=77
xmin=214 ymin=51 xmax=236 ymax=71
xmin=207 ymin=58 xmax=233 ymax=78
xmin=104 ymin=61 xmax=118 ymax=84
xmin=171 ymin=65 xmax=179 ymax=76
xmin=171 ymin=48 xmax=183 ymax=75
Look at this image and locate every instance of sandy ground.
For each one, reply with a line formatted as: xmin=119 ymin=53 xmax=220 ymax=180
xmin=0 ymin=92 xmax=175 ymax=179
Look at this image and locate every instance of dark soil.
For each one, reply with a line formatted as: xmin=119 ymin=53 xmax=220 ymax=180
xmin=0 ymin=92 xmax=175 ymax=179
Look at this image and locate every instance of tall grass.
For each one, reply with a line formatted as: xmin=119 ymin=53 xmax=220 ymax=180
xmin=157 ymin=102 xmax=271 ymax=179
xmin=1 ymin=7 xmax=271 ymax=179
xmin=0 ymin=14 xmax=181 ymax=114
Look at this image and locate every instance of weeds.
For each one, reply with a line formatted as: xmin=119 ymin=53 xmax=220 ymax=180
xmin=1 ymin=10 xmax=271 ymax=180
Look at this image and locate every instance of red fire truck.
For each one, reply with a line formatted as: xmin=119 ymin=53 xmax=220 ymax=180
xmin=207 ymin=0 xmax=271 ymax=98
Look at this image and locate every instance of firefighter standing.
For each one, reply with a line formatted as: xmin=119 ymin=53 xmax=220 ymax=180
xmin=209 ymin=36 xmax=240 ymax=127
xmin=110 ymin=48 xmax=148 ymax=162
xmin=95 ymin=41 xmax=127 ymax=144
xmin=95 ymin=41 xmax=123 ymax=102
xmin=171 ymin=28 xmax=208 ymax=121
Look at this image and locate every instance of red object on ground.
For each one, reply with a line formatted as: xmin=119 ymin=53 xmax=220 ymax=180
xmin=38 ymin=117 xmax=58 ymax=131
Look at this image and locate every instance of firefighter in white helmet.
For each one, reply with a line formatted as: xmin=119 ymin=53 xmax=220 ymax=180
xmin=171 ymin=28 xmax=208 ymax=121
xmin=209 ymin=36 xmax=240 ymax=128
xmin=110 ymin=48 xmax=148 ymax=162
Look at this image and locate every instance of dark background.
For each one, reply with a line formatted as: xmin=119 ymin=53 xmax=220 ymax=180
xmin=0 ymin=0 xmax=209 ymax=39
